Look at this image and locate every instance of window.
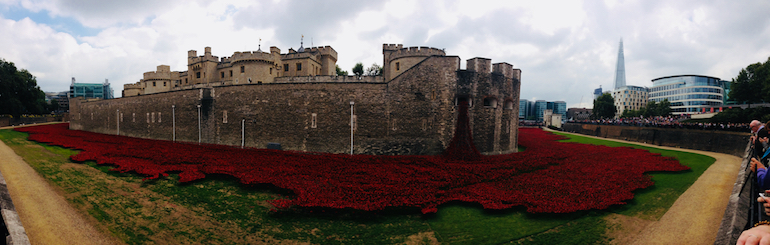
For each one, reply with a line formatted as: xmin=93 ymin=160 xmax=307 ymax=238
xmin=221 ymin=72 xmax=225 ymax=78
xmin=230 ymin=70 xmax=233 ymax=77
xmin=185 ymin=78 xmax=188 ymax=84
xmin=223 ymin=111 xmax=228 ymax=123
xmin=153 ymin=82 xmax=156 ymax=87
xmin=270 ymin=68 xmax=273 ymax=75
xmin=248 ymin=78 xmax=252 ymax=83
xmin=196 ymin=72 xmax=201 ymax=78
xmin=240 ymin=66 xmax=245 ymax=73
xmin=483 ymin=97 xmax=498 ymax=108
xmin=311 ymin=113 xmax=317 ymax=128
xmin=504 ymin=100 xmax=514 ymax=110
xmin=296 ymin=63 xmax=302 ymax=71
xmin=396 ymin=62 xmax=400 ymax=71
xmin=163 ymin=81 xmax=166 ymax=86
xmin=284 ymin=64 xmax=289 ymax=71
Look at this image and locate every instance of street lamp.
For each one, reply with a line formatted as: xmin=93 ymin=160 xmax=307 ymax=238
xmin=197 ymin=104 xmax=201 ymax=144
xmin=350 ymin=101 xmax=354 ymax=155
xmin=172 ymin=105 xmax=176 ymax=141
xmin=116 ymin=109 xmax=120 ymax=135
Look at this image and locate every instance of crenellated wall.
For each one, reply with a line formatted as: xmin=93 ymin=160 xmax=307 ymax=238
xmin=102 ymin=44 xmax=521 ymax=155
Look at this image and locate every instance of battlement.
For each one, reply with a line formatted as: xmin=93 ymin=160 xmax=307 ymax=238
xmin=188 ymin=47 xmax=219 ymax=64
xmin=387 ymin=46 xmax=446 ymax=61
xmin=124 ymin=82 xmax=144 ymax=89
xmin=383 ymin=44 xmax=404 ymax=51
xmin=229 ymin=51 xmax=277 ymax=64
xmin=307 ymin=46 xmax=338 ymax=59
xmin=492 ymin=62 xmax=514 ymax=79
xmin=143 ymin=65 xmax=173 ymax=80
xmin=466 ymin=57 xmax=492 ymax=73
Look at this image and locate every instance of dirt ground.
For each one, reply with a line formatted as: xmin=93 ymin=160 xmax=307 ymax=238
xmin=0 ymin=131 xmax=123 ymax=245
xmin=553 ymin=130 xmax=742 ymax=245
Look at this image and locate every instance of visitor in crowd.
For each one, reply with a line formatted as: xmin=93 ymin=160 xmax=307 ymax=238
xmin=752 ymin=158 xmax=770 ymax=190
xmin=740 ymin=190 xmax=770 ymax=245
xmin=572 ymin=115 xmax=751 ymax=132
xmin=751 ymin=120 xmax=770 ymax=161
xmin=739 ymin=220 xmax=770 ymax=245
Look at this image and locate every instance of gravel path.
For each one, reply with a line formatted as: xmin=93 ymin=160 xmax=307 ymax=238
xmin=0 ymin=132 xmax=121 ymax=245
xmin=554 ymin=130 xmax=742 ymax=244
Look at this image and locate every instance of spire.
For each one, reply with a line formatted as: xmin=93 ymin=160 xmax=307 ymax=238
xmin=257 ymin=38 xmax=262 ymax=52
xmin=298 ymin=35 xmax=305 ymax=52
xmin=613 ymin=38 xmax=626 ymax=89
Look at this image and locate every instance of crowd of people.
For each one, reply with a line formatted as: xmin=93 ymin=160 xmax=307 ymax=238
xmin=571 ymin=115 xmax=751 ymax=132
xmin=739 ymin=120 xmax=770 ymax=244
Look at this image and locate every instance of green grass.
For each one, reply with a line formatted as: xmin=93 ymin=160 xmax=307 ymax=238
xmin=0 ymin=128 xmax=717 ymax=244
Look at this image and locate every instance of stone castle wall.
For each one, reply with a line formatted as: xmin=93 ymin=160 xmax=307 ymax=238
xmin=73 ymin=54 xmax=521 ymax=155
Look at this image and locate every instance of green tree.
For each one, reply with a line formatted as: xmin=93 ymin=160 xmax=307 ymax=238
xmin=365 ymin=63 xmax=382 ymax=76
xmin=48 ymin=99 xmax=60 ymax=112
xmin=729 ymin=57 xmax=770 ymax=104
xmin=641 ymin=101 xmax=658 ymax=117
xmin=620 ymin=109 xmax=641 ymax=118
xmin=592 ymin=93 xmax=616 ymax=119
xmin=335 ymin=65 xmax=348 ymax=76
xmin=0 ymin=59 xmax=46 ymax=117
xmin=352 ymin=62 xmax=364 ymax=77
xmin=657 ymin=99 xmax=671 ymax=116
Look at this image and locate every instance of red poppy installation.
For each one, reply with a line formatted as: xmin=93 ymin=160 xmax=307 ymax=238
xmin=15 ymin=121 xmax=688 ymax=214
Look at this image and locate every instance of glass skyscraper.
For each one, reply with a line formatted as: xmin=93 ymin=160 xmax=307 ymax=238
xmin=613 ymin=39 xmax=626 ymax=89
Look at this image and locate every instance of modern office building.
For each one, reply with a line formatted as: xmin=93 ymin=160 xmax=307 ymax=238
xmin=612 ymin=85 xmax=649 ymax=117
xmin=519 ymin=99 xmax=567 ymax=121
xmin=649 ymin=75 xmax=729 ymax=115
xmin=593 ymin=86 xmax=603 ymax=100
xmin=70 ymin=78 xmax=114 ymax=100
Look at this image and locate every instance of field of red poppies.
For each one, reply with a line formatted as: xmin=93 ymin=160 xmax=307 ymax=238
xmin=16 ymin=123 xmax=688 ymax=214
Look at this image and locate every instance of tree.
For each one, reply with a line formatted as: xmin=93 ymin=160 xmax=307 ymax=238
xmin=592 ymin=93 xmax=616 ymax=119
xmin=729 ymin=57 xmax=770 ymax=104
xmin=657 ymin=99 xmax=671 ymax=116
xmin=365 ymin=63 xmax=382 ymax=76
xmin=0 ymin=59 xmax=46 ymax=117
xmin=335 ymin=65 xmax=348 ymax=76
xmin=48 ymin=99 xmax=60 ymax=113
xmin=352 ymin=62 xmax=364 ymax=77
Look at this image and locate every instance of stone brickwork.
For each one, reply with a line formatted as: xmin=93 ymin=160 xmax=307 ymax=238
xmin=562 ymin=123 xmax=749 ymax=157
xmin=74 ymin=44 xmax=521 ymax=155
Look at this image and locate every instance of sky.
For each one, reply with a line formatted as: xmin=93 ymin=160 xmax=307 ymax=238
xmin=1 ymin=0 xmax=770 ymax=108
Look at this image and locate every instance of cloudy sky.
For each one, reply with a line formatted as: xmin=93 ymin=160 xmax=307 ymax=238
xmin=1 ymin=0 xmax=769 ymax=108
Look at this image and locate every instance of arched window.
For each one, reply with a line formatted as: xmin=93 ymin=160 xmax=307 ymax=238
xmin=483 ymin=97 xmax=498 ymax=108
xmin=504 ymin=100 xmax=514 ymax=110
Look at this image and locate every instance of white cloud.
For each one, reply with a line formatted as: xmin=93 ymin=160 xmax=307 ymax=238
xmin=1 ymin=0 xmax=770 ymax=108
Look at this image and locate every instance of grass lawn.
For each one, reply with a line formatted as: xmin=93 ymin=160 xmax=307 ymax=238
xmin=0 ymin=127 xmax=715 ymax=244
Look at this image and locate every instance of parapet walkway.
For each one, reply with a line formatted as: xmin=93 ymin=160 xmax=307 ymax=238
xmin=553 ymin=130 xmax=742 ymax=244
xmin=0 ymin=125 xmax=121 ymax=245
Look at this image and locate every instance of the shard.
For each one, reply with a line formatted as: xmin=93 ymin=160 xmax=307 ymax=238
xmin=613 ymin=39 xmax=626 ymax=89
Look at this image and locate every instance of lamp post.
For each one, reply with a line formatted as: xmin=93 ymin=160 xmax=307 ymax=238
xmin=241 ymin=118 xmax=245 ymax=148
xmin=172 ymin=105 xmax=176 ymax=141
xmin=197 ymin=104 xmax=201 ymax=144
xmin=350 ymin=101 xmax=354 ymax=155
xmin=116 ymin=109 xmax=120 ymax=135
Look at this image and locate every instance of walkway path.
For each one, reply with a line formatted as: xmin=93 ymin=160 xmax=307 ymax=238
xmin=0 ymin=126 xmax=121 ymax=245
xmin=554 ymin=130 xmax=742 ymax=244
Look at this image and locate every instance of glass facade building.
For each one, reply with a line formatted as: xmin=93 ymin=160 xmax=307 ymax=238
xmin=649 ymin=75 xmax=728 ymax=115
xmin=70 ymin=82 xmax=114 ymax=99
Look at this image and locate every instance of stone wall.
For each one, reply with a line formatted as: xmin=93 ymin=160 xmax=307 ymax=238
xmin=562 ymin=123 xmax=749 ymax=157
xmin=71 ymin=55 xmax=520 ymax=156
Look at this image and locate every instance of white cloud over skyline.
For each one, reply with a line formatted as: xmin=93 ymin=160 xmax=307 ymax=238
xmin=1 ymin=0 xmax=770 ymax=108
